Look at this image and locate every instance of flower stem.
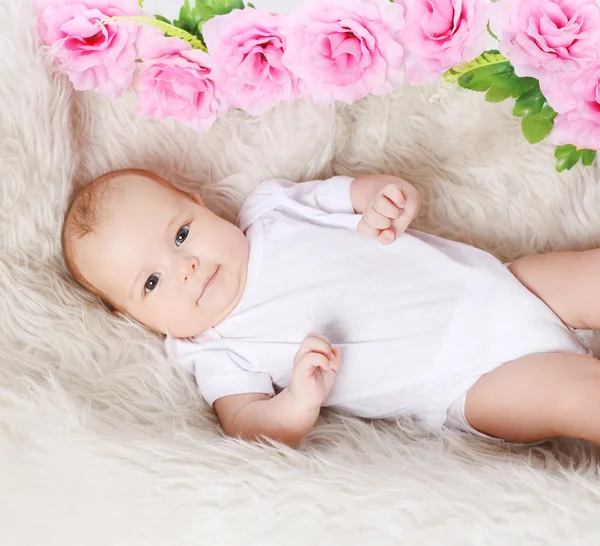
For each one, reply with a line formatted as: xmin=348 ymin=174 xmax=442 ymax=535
xmin=102 ymin=15 xmax=208 ymax=53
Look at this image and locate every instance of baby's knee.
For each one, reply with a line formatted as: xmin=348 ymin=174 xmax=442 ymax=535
xmin=559 ymin=358 xmax=600 ymax=410
xmin=551 ymin=356 xmax=600 ymax=440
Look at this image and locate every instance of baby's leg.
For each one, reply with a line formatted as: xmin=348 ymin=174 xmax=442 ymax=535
xmin=508 ymin=249 xmax=600 ymax=330
xmin=464 ymin=352 xmax=600 ymax=445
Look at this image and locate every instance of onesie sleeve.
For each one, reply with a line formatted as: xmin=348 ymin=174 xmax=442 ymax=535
xmin=168 ymin=338 xmax=275 ymax=406
xmin=238 ymin=175 xmax=357 ymax=231
xmin=194 ymin=350 xmax=275 ymax=406
xmin=269 ymin=175 xmax=356 ymax=214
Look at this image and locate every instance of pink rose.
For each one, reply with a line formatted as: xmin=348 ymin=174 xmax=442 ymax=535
xmin=396 ymin=0 xmax=488 ymax=86
xmin=203 ymin=8 xmax=304 ymax=116
xmin=490 ymin=0 xmax=600 ymax=79
xmin=545 ymin=63 xmax=600 ymax=150
xmin=550 ymin=112 xmax=600 ymax=151
xmin=135 ymin=38 xmax=227 ymax=133
xmin=35 ymin=0 xmax=142 ymax=98
xmin=541 ymin=63 xmax=600 ymax=113
xmin=282 ymin=0 xmax=405 ymax=104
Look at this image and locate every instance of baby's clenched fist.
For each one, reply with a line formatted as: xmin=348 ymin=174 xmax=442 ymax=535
xmin=289 ymin=333 xmax=341 ymax=412
xmin=358 ymin=183 xmax=420 ymax=244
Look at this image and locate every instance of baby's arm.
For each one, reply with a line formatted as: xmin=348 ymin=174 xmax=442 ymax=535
xmin=214 ymin=333 xmax=341 ymax=448
xmin=350 ymin=174 xmax=421 ymax=244
xmin=214 ymin=390 xmax=320 ymax=448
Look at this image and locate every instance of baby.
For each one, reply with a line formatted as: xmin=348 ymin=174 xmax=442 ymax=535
xmin=62 ymin=168 xmax=600 ymax=448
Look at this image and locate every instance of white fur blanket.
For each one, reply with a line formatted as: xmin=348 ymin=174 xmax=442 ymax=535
xmin=3 ymin=1 xmax=600 ymax=545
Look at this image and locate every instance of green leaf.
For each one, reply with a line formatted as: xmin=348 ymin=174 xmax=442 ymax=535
xmin=211 ymin=0 xmax=245 ymax=13
xmin=512 ymin=84 xmax=545 ymax=117
xmin=457 ymin=61 xmax=513 ymax=92
xmin=485 ymin=80 xmax=514 ymax=103
xmin=510 ymin=76 xmax=538 ymax=98
xmin=154 ymin=14 xmax=171 ymax=25
xmin=138 ymin=0 xmax=144 ymax=6
xmin=540 ymin=103 xmax=558 ymax=122
xmin=555 ymin=144 xmax=582 ymax=172
xmin=247 ymin=1 xmax=255 ymax=6
xmin=444 ymin=50 xmax=509 ymax=86
xmin=196 ymin=4 xmax=218 ymax=21
xmin=455 ymin=55 xmax=539 ymax=106
xmin=175 ymin=0 xmax=244 ymax=38
xmin=582 ymin=149 xmax=597 ymax=167
xmin=521 ymin=113 xmax=554 ymax=144
xmin=455 ymin=52 xmax=539 ymax=107
xmin=174 ymin=0 xmax=204 ymax=37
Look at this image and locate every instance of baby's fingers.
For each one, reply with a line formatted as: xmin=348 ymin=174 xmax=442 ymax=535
xmin=362 ymin=206 xmax=393 ymax=230
xmin=299 ymin=352 xmax=331 ymax=372
xmin=373 ymin=193 xmax=402 ymax=220
xmin=329 ymin=347 xmax=342 ymax=372
xmin=357 ymin=217 xmax=380 ymax=238
xmin=297 ymin=334 xmax=333 ymax=360
xmin=377 ymin=228 xmax=396 ymax=245
xmin=381 ymin=184 xmax=406 ymax=209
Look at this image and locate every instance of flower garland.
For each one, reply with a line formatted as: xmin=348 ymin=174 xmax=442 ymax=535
xmin=35 ymin=0 xmax=600 ymax=171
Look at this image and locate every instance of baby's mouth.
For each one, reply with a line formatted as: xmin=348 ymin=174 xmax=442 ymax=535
xmin=196 ymin=266 xmax=219 ymax=304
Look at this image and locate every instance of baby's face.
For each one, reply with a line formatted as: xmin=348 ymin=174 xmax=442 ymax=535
xmin=74 ymin=175 xmax=249 ymax=338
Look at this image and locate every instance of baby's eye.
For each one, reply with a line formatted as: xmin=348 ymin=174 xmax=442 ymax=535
xmin=145 ymin=274 xmax=160 ymax=294
xmin=175 ymin=225 xmax=190 ymax=247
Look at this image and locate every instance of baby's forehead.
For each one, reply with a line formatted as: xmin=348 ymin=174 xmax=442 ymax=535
xmin=100 ymin=174 xmax=176 ymax=209
xmin=100 ymin=175 xmax=190 ymax=225
xmin=116 ymin=173 xmax=184 ymax=197
xmin=65 ymin=173 xmax=158 ymax=244
xmin=74 ymin=175 xmax=175 ymax=254
xmin=67 ymin=171 xmax=190 ymax=244
xmin=108 ymin=172 xmax=161 ymax=197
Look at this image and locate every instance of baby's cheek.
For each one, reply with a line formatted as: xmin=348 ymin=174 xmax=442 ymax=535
xmin=167 ymin=306 xmax=209 ymax=339
xmin=156 ymin=303 xmax=188 ymax=337
xmin=127 ymin=295 xmax=176 ymax=336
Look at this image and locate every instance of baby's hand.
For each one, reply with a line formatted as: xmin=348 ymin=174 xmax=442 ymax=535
xmin=358 ymin=183 xmax=420 ymax=245
xmin=289 ymin=333 xmax=341 ymax=412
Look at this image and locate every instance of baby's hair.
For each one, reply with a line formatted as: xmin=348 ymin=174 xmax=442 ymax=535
xmin=62 ymin=168 xmax=167 ymax=312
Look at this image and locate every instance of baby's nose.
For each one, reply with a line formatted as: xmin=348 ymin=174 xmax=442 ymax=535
xmin=182 ymin=257 xmax=198 ymax=282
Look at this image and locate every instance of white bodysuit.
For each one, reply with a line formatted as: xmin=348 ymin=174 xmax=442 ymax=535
xmin=169 ymin=176 xmax=588 ymax=432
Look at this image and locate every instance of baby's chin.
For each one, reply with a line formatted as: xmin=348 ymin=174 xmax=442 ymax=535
xmin=161 ymin=326 xmax=207 ymax=340
xmin=158 ymin=320 xmax=212 ymax=340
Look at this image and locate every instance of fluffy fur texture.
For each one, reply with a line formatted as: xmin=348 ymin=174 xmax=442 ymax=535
xmin=3 ymin=2 xmax=600 ymax=544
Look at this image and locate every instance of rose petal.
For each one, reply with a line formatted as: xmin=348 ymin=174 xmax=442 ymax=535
xmin=490 ymin=0 xmax=600 ymax=79
xmin=283 ymin=0 xmax=405 ymax=104
xmin=398 ymin=0 xmax=487 ymax=86
xmin=35 ymin=0 xmax=141 ymax=97
xmin=136 ymin=49 xmax=227 ymax=134
xmin=203 ymin=7 xmax=305 ymax=115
